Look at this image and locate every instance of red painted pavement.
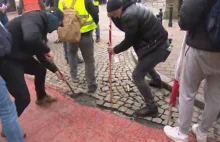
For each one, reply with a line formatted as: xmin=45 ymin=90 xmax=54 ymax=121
xmin=0 ymin=77 xmax=218 ymax=142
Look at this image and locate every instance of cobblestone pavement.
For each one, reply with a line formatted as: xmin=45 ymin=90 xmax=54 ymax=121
xmin=42 ymin=5 xmax=220 ymax=140
xmin=5 ymin=2 xmax=219 ymax=141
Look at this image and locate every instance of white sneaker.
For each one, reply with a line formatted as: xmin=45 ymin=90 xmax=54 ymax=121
xmin=192 ymin=124 xmax=207 ymax=142
xmin=164 ymin=126 xmax=189 ymax=142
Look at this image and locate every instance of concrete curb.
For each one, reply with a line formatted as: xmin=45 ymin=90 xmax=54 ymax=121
xmin=130 ymin=48 xmax=205 ymax=110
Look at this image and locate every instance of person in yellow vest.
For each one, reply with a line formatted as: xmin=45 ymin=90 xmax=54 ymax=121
xmin=94 ymin=0 xmax=100 ymax=42
xmin=58 ymin=0 xmax=99 ymax=93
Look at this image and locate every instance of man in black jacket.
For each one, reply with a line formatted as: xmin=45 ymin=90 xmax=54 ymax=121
xmin=107 ymin=0 xmax=171 ymax=117
xmin=0 ymin=7 xmax=64 ymax=125
xmin=164 ymin=0 xmax=220 ymax=142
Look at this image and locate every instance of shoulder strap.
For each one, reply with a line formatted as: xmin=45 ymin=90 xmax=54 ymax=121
xmin=62 ymin=0 xmax=68 ymax=9
xmin=70 ymin=0 xmax=77 ymax=9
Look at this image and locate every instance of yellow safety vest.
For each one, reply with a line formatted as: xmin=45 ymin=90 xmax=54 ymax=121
xmin=58 ymin=0 xmax=97 ymax=33
xmin=93 ymin=0 xmax=99 ymax=6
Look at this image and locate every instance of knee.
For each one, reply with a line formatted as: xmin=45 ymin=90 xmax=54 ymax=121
xmin=15 ymin=95 xmax=31 ymax=111
xmin=132 ymin=71 xmax=142 ymax=83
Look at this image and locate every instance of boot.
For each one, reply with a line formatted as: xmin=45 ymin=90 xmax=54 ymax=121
xmin=35 ymin=95 xmax=57 ymax=106
xmin=149 ymin=79 xmax=162 ymax=89
xmin=134 ymin=105 xmax=158 ymax=117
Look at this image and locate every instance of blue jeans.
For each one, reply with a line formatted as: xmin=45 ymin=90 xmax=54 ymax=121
xmin=0 ymin=13 xmax=9 ymax=26
xmin=0 ymin=77 xmax=24 ymax=142
xmin=95 ymin=23 xmax=100 ymax=38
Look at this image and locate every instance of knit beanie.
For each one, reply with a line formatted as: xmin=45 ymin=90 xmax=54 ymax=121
xmin=107 ymin=0 xmax=123 ymax=12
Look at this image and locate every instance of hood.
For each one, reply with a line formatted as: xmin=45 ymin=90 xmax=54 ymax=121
xmin=122 ymin=0 xmax=136 ymax=11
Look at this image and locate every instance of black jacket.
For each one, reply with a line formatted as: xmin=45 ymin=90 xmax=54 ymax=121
xmin=54 ymin=0 xmax=99 ymax=24
xmin=113 ymin=0 xmax=168 ymax=59
xmin=5 ymin=11 xmax=58 ymax=73
xmin=179 ymin=0 xmax=219 ymax=52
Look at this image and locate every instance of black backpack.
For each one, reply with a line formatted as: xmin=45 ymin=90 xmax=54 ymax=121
xmin=206 ymin=0 xmax=220 ymax=46
xmin=0 ymin=22 xmax=12 ymax=57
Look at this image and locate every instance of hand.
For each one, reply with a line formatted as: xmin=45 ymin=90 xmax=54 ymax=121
xmin=2 ymin=4 xmax=7 ymax=10
xmin=55 ymin=71 xmax=65 ymax=81
xmin=107 ymin=47 xmax=115 ymax=55
xmin=45 ymin=51 xmax=54 ymax=62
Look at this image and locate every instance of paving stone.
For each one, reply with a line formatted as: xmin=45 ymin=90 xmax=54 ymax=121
xmin=124 ymin=104 xmax=132 ymax=108
xmin=96 ymin=100 xmax=105 ymax=106
xmin=134 ymin=102 xmax=141 ymax=107
xmin=152 ymin=118 xmax=162 ymax=124
xmin=104 ymin=102 xmax=112 ymax=108
xmin=117 ymin=101 xmax=124 ymax=106
xmin=120 ymin=98 xmax=128 ymax=102
xmin=131 ymin=106 xmax=139 ymax=111
xmin=125 ymin=109 xmax=134 ymax=116
xmin=157 ymin=100 xmax=166 ymax=106
xmin=158 ymin=108 xmax=164 ymax=114
xmin=161 ymin=104 xmax=169 ymax=110
xmin=154 ymin=91 xmax=163 ymax=97
xmin=144 ymin=117 xmax=152 ymax=121
xmin=112 ymin=104 xmax=120 ymax=109
xmin=127 ymin=99 xmax=134 ymax=104
xmin=118 ymin=106 xmax=128 ymax=113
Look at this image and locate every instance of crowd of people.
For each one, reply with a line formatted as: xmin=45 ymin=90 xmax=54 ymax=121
xmin=0 ymin=0 xmax=219 ymax=142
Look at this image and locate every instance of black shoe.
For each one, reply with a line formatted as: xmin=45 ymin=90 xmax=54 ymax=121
xmin=87 ymin=85 xmax=98 ymax=93
xmin=149 ymin=79 xmax=162 ymax=89
xmin=95 ymin=37 xmax=100 ymax=43
xmin=77 ymin=57 xmax=84 ymax=64
xmin=134 ymin=106 xmax=158 ymax=117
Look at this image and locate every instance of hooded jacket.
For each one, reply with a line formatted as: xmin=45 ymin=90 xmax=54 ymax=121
xmin=113 ymin=0 xmax=168 ymax=59
xmin=5 ymin=11 xmax=59 ymax=72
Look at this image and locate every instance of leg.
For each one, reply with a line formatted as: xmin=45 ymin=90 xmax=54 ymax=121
xmin=0 ymin=77 xmax=24 ymax=142
xmin=24 ymin=58 xmax=57 ymax=105
xmin=132 ymin=48 xmax=167 ymax=117
xmin=77 ymin=52 xmax=84 ymax=64
xmin=178 ymin=48 xmax=204 ymax=134
xmin=164 ymin=47 xmax=204 ymax=142
xmin=63 ymin=42 xmax=68 ymax=63
xmin=67 ymin=42 xmax=79 ymax=80
xmin=2 ymin=60 xmax=31 ymax=117
xmin=0 ymin=13 xmax=9 ymax=26
xmin=95 ymin=24 xmax=100 ymax=43
xmin=79 ymin=32 xmax=97 ymax=92
xmin=148 ymin=69 xmax=162 ymax=88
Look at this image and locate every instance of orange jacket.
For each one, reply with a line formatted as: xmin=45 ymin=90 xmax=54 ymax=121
xmin=23 ymin=0 xmax=41 ymax=13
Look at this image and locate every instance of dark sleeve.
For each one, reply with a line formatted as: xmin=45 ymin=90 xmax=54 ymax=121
xmin=113 ymin=14 xmax=138 ymax=54
xmin=21 ymin=18 xmax=50 ymax=55
xmin=85 ymin=0 xmax=99 ymax=24
xmin=36 ymin=54 xmax=58 ymax=73
xmin=54 ymin=0 xmax=59 ymax=8
xmin=39 ymin=0 xmax=46 ymax=10
xmin=111 ymin=17 xmax=124 ymax=32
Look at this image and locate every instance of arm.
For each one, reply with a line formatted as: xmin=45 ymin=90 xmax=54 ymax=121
xmin=113 ymin=14 xmax=138 ymax=54
xmin=39 ymin=0 xmax=46 ymax=10
xmin=36 ymin=54 xmax=58 ymax=73
xmin=85 ymin=0 xmax=99 ymax=24
xmin=21 ymin=18 xmax=50 ymax=55
xmin=4 ymin=0 xmax=10 ymax=8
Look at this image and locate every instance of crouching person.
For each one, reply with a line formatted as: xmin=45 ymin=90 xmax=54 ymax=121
xmin=0 ymin=7 xmax=65 ymax=137
xmin=107 ymin=0 xmax=171 ymax=117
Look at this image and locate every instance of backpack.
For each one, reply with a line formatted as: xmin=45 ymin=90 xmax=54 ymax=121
xmin=0 ymin=22 xmax=12 ymax=57
xmin=178 ymin=0 xmax=208 ymax=31
xmin=207 ymin=0 xmax=220 ymax=46
xmin=57 ymin=0 xmax=81 ymax=43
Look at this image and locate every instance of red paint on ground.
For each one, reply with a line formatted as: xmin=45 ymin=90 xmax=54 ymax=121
xmin=0 ymin=77 xmax=218 ymax=142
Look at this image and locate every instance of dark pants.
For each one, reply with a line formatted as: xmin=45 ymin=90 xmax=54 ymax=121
xmin=1 ymin=58 xmax=47 ymax=117
xmin=0 ymin=13 xmax=9 ymax=26
xmin=132 ymin=47 xmax=170 ymax=106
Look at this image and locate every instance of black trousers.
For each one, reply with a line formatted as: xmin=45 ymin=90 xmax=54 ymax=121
xmin=1 ymin=58 xmax=47 ymax=117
